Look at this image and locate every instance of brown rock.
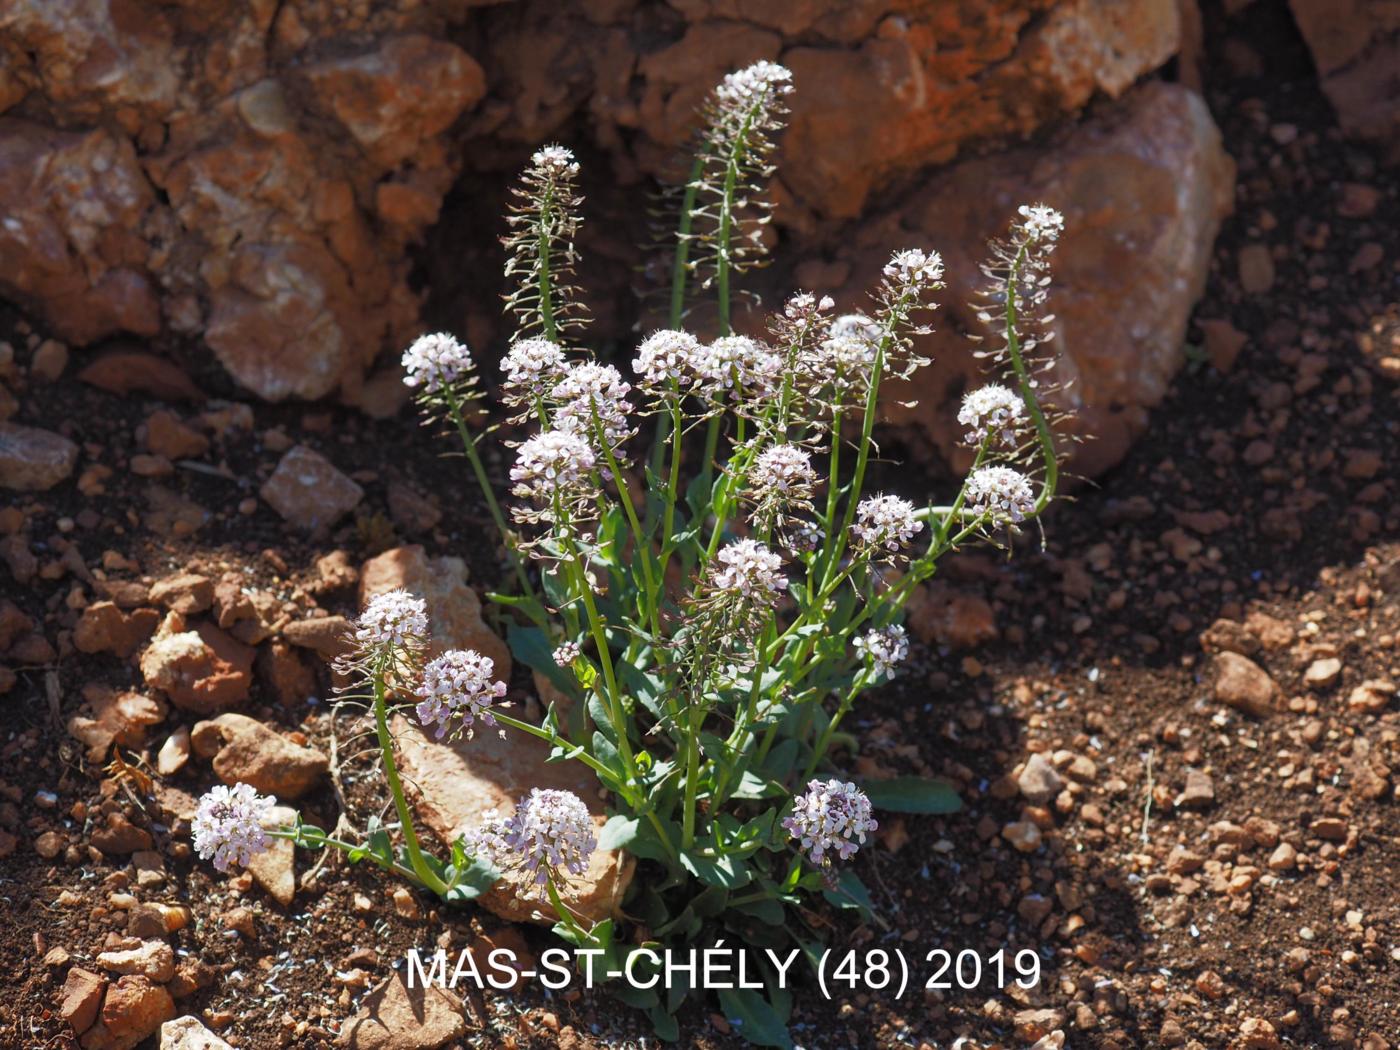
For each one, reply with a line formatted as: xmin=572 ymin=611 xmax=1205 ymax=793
xmin=260 ymin=445 xmax=363 ymax=532
xmin=191 ymin=713 xmax=328 ymax=799
xmin=0 ymin=120 xmax=160 ymax=346
xmin=31 ymin=339 xmax=69 ymax=381
xmin=78 ymin=351 xmax=204 ymax=403
xmin=1244 ymin=611 xmax=1294 ymax=650
xmin=156 ymin=726 xmax=191 ymax=776
xmin=393 ymin=716 xmax=631 ymax=925
xmin=149 ymin=574 xmax=214 ymax=615
xmin=868 ymin=82 xmax=1233 ymax=476
xmin=1017 ymin=753 xmax=1064 ymax=805
xmin=74 ymin=603 xmax=161 ymax=658
xmin=1212 ymin=651 xmax=1278 ymax=717
xmin=144 ymin=412 xmax=209 ymax=461
xmin=1347 ymin=679 xmax=1396 ymax=714
xmin=87 ymin=975 xmax=175 ymax=1050
xmin=1237 ymin=242 xmax=1275 ymax=293
xmin=1175 ymin=769 xmax=1215 ymax=809
xmin=907 ymin=585 xmax=997 ymax=650
xmin=1200 ymin=617 xmax=1258 ymax=657
xmin=97 ymin=940 xmax=176 ymax=983
xmin=1290 ymin=0 xmax=1400 ymax=145
xmin=1235 ymin=1016 xmax=1281 ymax=1050
xmin=246 ymin=804 xmax=298 ymax=906
xmin=336 ymin=970 xmax=467 ymax=1050
xmin=1302 ymin=657 xmax=1341 ymax=689
xmin=0 ymin=422 xmax=78 ymax=491
xmin=257 ymin=639 xmax=317 ymax=706
xmin=66 ymin=685 xmax=168 ymax=763
xmin=360 ymin=546 xmax=511 ymax=676
xmin=160 ymin=1016 xmax=234 ymax=1050
xmin=139 ymin=612 xmax=253 ymax=714
xmin=1001 ymin=820 xmax=1043 ymax=853
xmin=281 ymin=615 xmax=354 ymax=663
xmin=60 ymin=966 xmax=107 ymax=1034
xmin=91 ymin=814 xmax=153 ymax=855
xmin=387 ymin=480 xmax=442 ymax=535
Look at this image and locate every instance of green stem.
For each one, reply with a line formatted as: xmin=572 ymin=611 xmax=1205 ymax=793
xmin=564 ymin=539 xmax=638 ymax=779
xmin=442 ymin=387 xmax=542 ymax=616
xmin=546 ymin=873 xmax=588 ymax=939
xmin=680 ymin=704 xmax=703 ymax=849
xmin=803 ymin=674 xmax=869 ymax=778
xmin=669 ymin=151 xmax=708 ymax=329
xmin=372 ymin=672 xmax=449 ymax=896
xmin=270 ymin=829 xmax=422 ymax=885
xmin=538 ymin=193 xmax=557 ymax=342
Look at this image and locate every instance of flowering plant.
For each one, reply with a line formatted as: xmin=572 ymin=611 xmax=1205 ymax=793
xmin=195 ymin=63 xmax=1067 ymax=1044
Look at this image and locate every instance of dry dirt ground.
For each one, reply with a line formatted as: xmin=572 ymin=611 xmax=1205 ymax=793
xmin=3 ymin=5 xmax=1399 ymax=1049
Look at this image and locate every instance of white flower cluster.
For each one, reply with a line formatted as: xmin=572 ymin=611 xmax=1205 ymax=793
xmin=714 ymin=60 xmax=793 ymax=108
xmin=966 ymin=465 xmax=1035 ymax=523
xmin=502 ymin=338 xmax=566 ymax=403
xmin=852 ymin=494 xmax=924 ymax=555
xmin=354 ymin=589 xmax=429 ymax=655
xmin=854 ymin=624 xmax=909 ymax=680
xmin=552 ymin=641 xmax=580 ymax=667
xmin=711 ymin=538 xmax=788 ymax=603
xmin=782 ymin=779 xmax=878 ymax=866
xmin=552 ymin=361 xmax=634 ymax=448
xmin=193 ymin=783 xmax=275 ymax=872
xmin=402 ymin=333 xmax=474 ymax=395
xmin=469 ymin=788 xmax=597 ymax=899
xmin=750 ymin=444 xmax=815 ymax=499
xmin=697 ymin=335 xmax=780 ymax=398
xmin=632 ymin=330 xmax=703 ymax=388
xmin=883 ymin=248 xmax=944 ymax=294
xmin=1018 ymin=203 xmax=1064 ymax=243
xmin=510 ymin=430 xmax=596 ymax=506
xmin=530 ymin=144 xmax=579 ymax=178
xmin=415 ymin=649 xmax=507 ymax=740
xmin=784 ymin=522 xmax=824 ymax=555
xmin=958 ymin=384 xmax=1025 ymax=447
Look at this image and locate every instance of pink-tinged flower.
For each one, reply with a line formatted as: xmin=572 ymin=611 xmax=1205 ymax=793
xmin=193 ymin=783 xmax=275 ymax=872
xmin=415 ymin=649 xmax=507 ymax=740
xmin=552 ymin=641 xmax=581 ymax=667
xmin=966 ymin=465 xmax=1035 ymax=523
xmin=711 ymin=539 xmax=787 ymax=603
xmin=852 ymin=494 xmax=924 ymax=555
xmin=632 ymin=330 xmax=704 ymax=388
xmin=353 ymin=589 xmax=428 ymax=655
xmin=882 ymin=248 xmax=944 ymax=293
xmin=551 ymin=362 xmax=634 ymax=448
xmin=958 ymin=384 xmax=1025 ymax=447
xmin=510 ymin=430 xmax=596 ymax=504
xmin=854 ymin=624 xmax=909 ymax=680
xmin=783 ymin=779 xmax=877 ymax=866
xmin=502 ymin=338 xmax=566 ymax=403
xmin=401 ymin=332 xmax=474 ymax=395
xmin=1018 ymin=203 xmax=1064 ymax=242
xmin=468 ymin=788 xmax=597 ymax=899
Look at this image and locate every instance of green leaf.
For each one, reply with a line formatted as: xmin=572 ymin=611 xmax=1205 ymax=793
xmin=679 ymin=849 xmax=751 ymax=889
xmin=860 ymin=776 xmax=963 ymax=814
xmin=822 ymin=869 xmax=875 ymax=920
xmin=731 ymin=896 xmax=785 ymax=925
xmin=598 ymin=814 xmax=639 ymax=851
xmin=507 ymin=624 xmax=577 ymax=697
xmin=731 ymin=770 xmax=782 ymax=800
xmin=717 ymin=988 xmax=793 ymax=1049
xmin=648 ymin=1004 xmax=680 ymax=1042
xmin=442 ymin=857 xmax=498 ymax=902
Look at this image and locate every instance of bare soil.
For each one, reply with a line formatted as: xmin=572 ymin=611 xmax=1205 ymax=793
xmin=3 ymin=3 xmax=1398 ymax=1049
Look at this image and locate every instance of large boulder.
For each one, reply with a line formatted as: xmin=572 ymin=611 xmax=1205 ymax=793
xmin=1289 ymin=1 xmax=1400 ymax=147
xmin=0 ymin=0 xmax=1194 ymax=425
xmin=392 ymin=715 xmax=633 ymax=926
xmin=827 ymin=82 xmax=1234 ymax=476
